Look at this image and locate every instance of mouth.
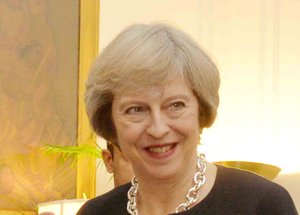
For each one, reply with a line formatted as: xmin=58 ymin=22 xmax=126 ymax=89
xmin=144 ymin=143 xmax=177 ymax=158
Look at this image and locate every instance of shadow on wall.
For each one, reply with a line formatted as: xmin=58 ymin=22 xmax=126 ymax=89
xmin=274 ymin=173 xmax=300 ymax=212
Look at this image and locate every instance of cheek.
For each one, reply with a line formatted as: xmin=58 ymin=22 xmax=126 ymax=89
xmin=179 ymin=123 xmax=199 ymax=141
xmin=173 ymin=112 xmax=200 ymax=135
xmin=115 ymin=121 xmax=145 ymax=149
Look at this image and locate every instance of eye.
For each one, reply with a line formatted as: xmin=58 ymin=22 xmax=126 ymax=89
xmin=125 ymin=106 xmax=146 ymax=114
xmin=169 ymin=101 xmax=185 ymax=110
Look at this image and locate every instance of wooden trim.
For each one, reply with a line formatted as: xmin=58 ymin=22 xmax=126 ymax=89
xmin=77 ymin=0 xmax=100 ymax=199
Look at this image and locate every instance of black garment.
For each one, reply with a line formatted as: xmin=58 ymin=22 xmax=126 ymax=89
xmin=77 ymin=165 xmax=298 ymax=215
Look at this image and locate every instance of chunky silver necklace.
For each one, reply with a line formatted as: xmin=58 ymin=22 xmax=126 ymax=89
xmin=127 ymin=153 xmax=206 ymax=215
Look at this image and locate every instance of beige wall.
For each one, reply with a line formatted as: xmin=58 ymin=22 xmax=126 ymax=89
xmin=97 ymin=0 xmax=300 ymax=211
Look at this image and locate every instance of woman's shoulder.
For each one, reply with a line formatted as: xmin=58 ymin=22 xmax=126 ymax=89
xmin=214 ymin=164 xmax=297 ymax=214
xmin=215 ymin=164 xmax=286 ymax=196
xmin=76 ymin=183 xmax=131 ymax=215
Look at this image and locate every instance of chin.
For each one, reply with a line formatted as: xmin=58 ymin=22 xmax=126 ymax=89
xmin=143 ymin=165 xmax=181 ymax=182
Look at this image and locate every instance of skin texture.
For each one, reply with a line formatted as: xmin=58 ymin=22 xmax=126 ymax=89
xmin=101 ymin=146 xmax=134 ymax=187
xmin=112 ymin=74 xmax=200 ymax=184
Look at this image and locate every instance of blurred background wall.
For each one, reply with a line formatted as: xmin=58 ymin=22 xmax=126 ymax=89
xmin=96 ymin=0 xmax=300 ymax=211
xmin=0 ymin=0 xmax=79 ymax=212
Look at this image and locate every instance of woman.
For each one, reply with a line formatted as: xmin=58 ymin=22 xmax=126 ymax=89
xmin=78 ymin=23 xmax=297 ymax=215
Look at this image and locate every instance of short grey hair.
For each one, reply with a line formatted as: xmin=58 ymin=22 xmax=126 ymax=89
xmin=85 ymin=23 xmax=220 ymax=144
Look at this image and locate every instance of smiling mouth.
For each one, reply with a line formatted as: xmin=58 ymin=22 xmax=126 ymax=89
xmin=146 ymin=144 xmax=176 ymax=154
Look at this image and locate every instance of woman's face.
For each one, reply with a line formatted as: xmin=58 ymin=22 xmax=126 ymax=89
xmin=112 ymin=74 xmax=200 ymax=181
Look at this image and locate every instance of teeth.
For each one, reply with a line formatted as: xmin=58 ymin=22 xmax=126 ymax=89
xmin=149 ymin=145 xmax=172 ymax=154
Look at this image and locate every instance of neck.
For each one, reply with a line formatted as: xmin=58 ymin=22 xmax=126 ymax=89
xmin=136 ymin=157 xmax=198 ymax=215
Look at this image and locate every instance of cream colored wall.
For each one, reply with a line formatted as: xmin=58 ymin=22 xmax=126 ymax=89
xmin=97 ymin=0 xmax=300 ymax=211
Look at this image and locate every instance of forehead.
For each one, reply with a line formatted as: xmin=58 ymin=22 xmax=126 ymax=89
xmin=112 ymin=74 xmax=195 ymax=102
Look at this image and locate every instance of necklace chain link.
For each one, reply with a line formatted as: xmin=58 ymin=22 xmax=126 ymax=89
xmin=127 ymin=153 xmax=206 ymax=215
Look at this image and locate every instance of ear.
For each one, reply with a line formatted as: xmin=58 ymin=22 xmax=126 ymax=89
xmin=102 ymin=149 xmax=114 ymax=173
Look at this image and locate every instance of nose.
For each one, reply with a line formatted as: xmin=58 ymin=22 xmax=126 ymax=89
xmin=146 ymin=111 xmax=170 ymax=139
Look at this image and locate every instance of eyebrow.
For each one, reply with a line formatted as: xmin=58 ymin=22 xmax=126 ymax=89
xmin=162 ymin=95 xmax=190 ymax=104
xmin=117 ymin=94 xmax=191 ymax=111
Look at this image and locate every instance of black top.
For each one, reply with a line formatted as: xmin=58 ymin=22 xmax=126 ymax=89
xmin=77 ymin=165 xmax=298 ymax=215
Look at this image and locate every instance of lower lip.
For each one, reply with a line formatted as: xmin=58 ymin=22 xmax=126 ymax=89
xmin=144 ymin=144 xmax=177 ymax=159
